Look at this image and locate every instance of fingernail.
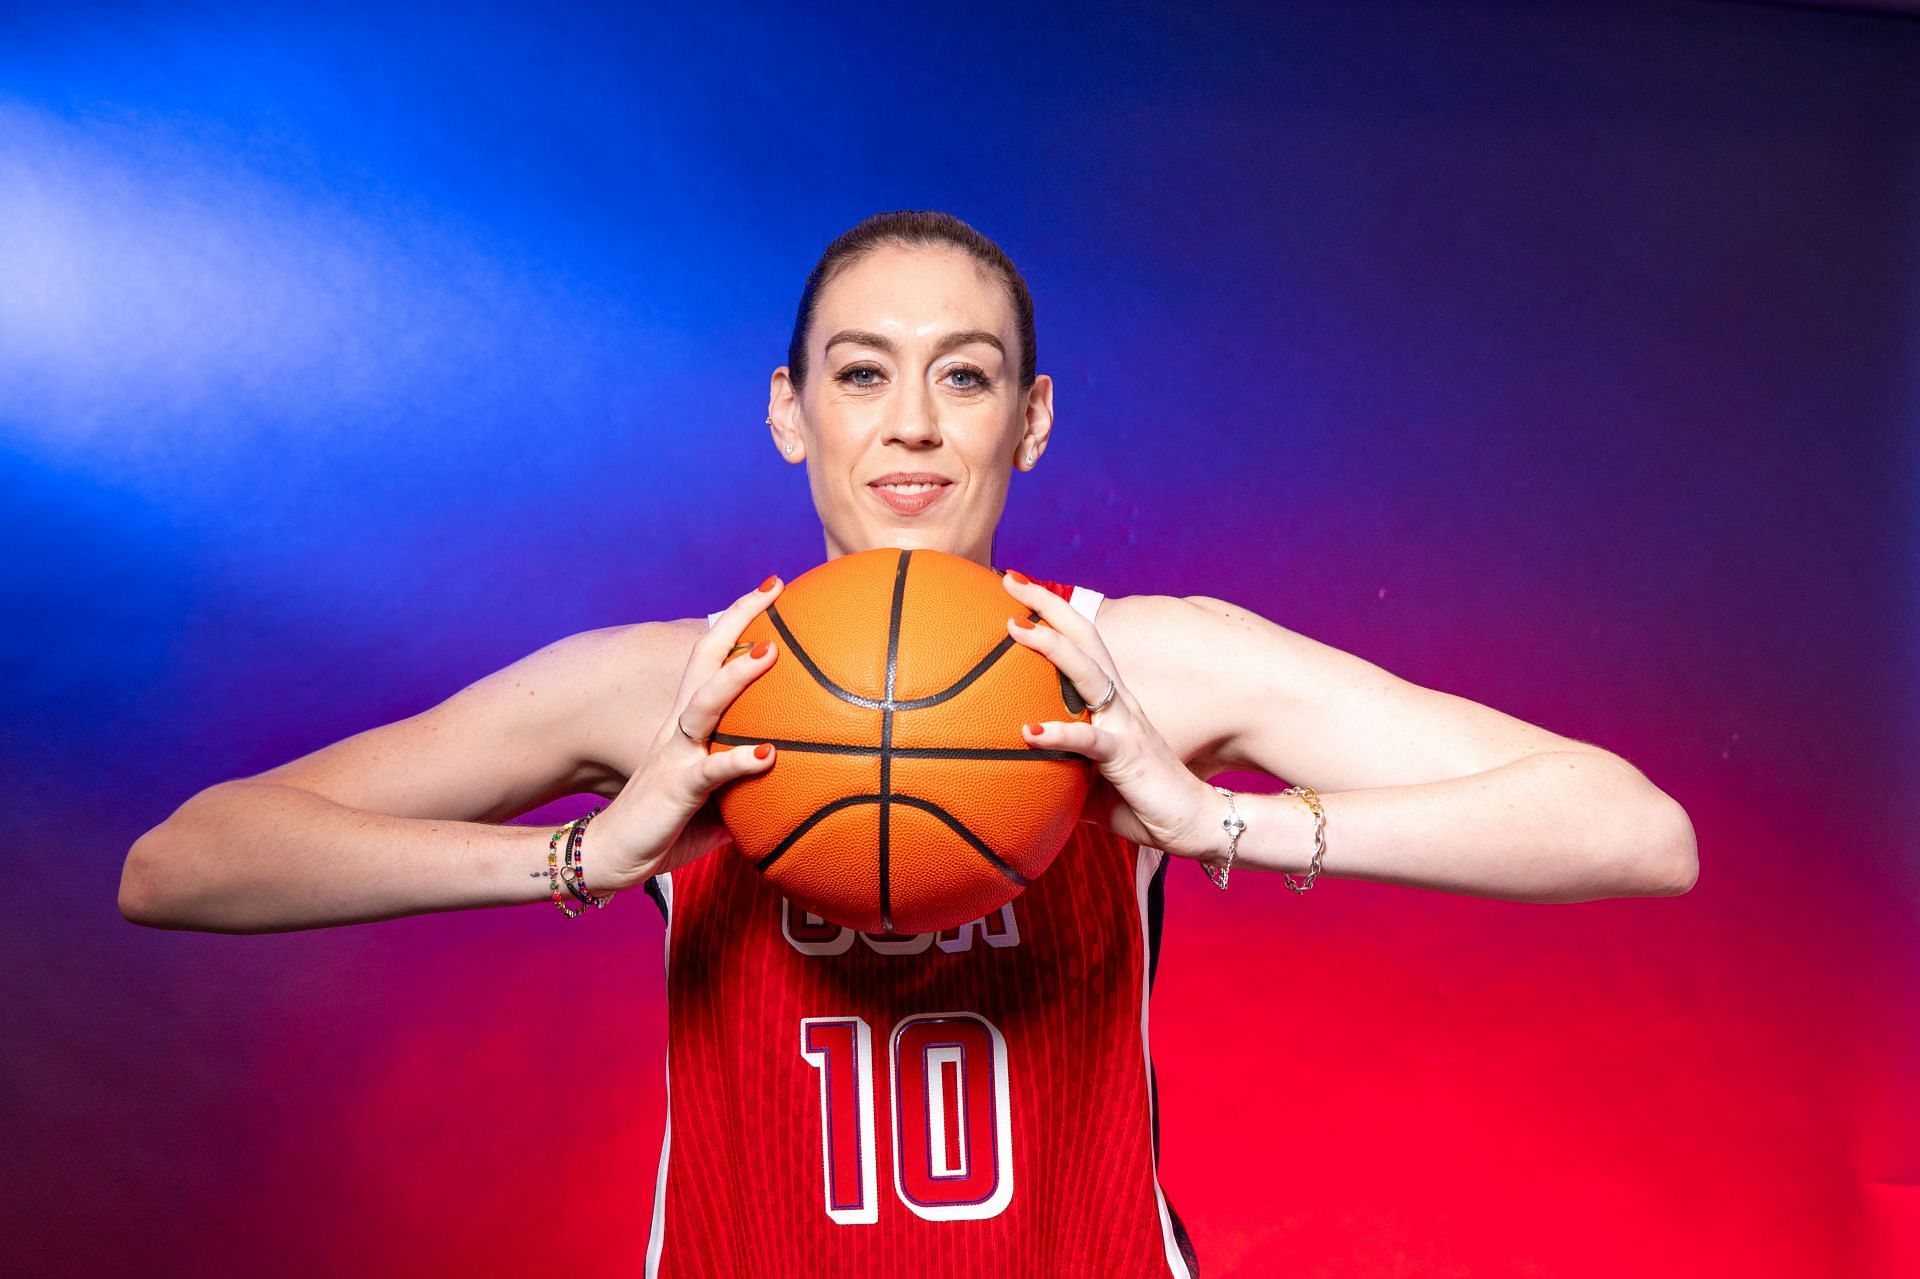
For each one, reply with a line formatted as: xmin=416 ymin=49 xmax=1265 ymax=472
xmin=754 ymin=742 xmax=773 ymax=760
xmin=1013 ymin=616 xmax=1036 ymax=630
xmin=1024 ymin=722 xmax=1043 ymax=735
xmin=750 ymin=640 xmax=771 ymax=659
xmin=1006 ymin=569 xmax=1031 ymax=585
xmin=758 ymin=574 xmax=779 ymax=592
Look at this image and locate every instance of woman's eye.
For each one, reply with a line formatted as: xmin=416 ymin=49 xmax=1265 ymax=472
xmin=834 ymin=364 xmax=991 ymax=391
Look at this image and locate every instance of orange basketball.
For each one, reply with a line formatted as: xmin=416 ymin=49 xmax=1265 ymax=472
xmin=711 ymin=547 xmax=1094 ymax=935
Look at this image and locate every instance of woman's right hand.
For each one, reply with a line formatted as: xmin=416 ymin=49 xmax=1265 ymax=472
xmin=587 ymin=575 xmax=785 ymax=889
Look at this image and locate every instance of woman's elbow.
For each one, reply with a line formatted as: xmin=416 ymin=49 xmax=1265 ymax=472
xmin=119 ymin=828 xmax=187 ymax=928
xmin=1652 ymin=801 xmax=1699 ymax=896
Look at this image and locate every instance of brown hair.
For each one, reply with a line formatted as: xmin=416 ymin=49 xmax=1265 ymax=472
xmin=786 ymin=210 xmax=1036 ymax=393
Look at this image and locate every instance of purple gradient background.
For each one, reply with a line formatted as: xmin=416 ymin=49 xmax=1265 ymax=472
xmin=5 ymin=2 xmax=1917 ymax=1275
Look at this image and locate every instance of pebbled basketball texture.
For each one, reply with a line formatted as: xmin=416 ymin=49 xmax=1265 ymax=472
xmin=711 ymin=547 xmax=1093 ymax=934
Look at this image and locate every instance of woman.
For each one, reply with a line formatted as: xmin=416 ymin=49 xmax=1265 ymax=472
xmin=121 ymin=210 xmax=1698 ymax=1276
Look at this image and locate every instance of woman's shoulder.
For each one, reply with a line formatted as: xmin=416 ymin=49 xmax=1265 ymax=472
xmin=1078 ymin=588 xmax=1198 ymax=639
xmin=1080 ymin=591 xmax=1233 ymax=684
xmin=543 ymin=616 xmax=705 ymax=674
xmin=525 ymin=618 xmax=706 ymax=791
xmin=1079 ymin=590 xmax=1300 ymax=775
xmin=1094 ymin=590 xmax=1333 ymax=692
xmin=1090 ymin=588 xmax=1286 ymax=642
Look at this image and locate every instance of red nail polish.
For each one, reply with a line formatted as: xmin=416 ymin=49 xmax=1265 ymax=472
xmin=754 ymin=742 xmax=773 ymax=760
xmin=750 ymin=640 xmax=771 ymax=659
xmin=1006 ymin=569 xmax=1031 ymax=585
xmin=1013 ymin=616 xmax=1035 ymax=629
xmin=1024 ymin=722 xmax=1043 ymax=735
xmin=758 ymin=575 xmax=779 ymax=592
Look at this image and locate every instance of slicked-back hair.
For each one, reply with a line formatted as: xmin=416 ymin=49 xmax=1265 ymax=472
xmin=786 ymin=210 xmax=1036 ymax=393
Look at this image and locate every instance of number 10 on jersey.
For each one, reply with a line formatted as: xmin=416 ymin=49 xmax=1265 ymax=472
xmin=799 ymin=1012 xmax=1013 ymax=1224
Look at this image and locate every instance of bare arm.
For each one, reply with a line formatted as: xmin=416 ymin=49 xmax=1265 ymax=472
xmin=1096 ymin=593 xmax=1698 ymax=904
xmin=1203 ymin=749 xmax=1696 ymax=904
xmin=118 ymin=620 xmax=699 ymax=934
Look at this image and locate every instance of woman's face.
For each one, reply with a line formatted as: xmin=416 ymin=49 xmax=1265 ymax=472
xmin=769 ymin=242 xmax=1052 ymax=567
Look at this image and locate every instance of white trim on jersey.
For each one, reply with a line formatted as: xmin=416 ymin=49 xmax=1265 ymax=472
xmin=1136 ymin=843 xmax=1196 ymax=1279
xmin=643 ymin=871 xmax=675 ymax=1279
xmin=1068 ymin=583 xmax=1104 ymax=623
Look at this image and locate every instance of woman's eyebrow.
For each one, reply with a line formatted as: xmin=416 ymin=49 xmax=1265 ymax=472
xmin=824 ymin=328 xmax=1004 ymax=358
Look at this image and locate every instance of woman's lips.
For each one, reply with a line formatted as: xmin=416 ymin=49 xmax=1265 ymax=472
xmin=869 ymin=482 xmax=951 ymax=516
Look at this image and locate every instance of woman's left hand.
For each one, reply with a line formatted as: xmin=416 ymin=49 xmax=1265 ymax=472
xmin=1001 ymin=570 xmax=1219 ymax=860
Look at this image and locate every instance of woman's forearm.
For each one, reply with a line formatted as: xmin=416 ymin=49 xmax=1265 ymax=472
xmin=119 ymin=780 xmax=576 ymax=934
xmin=1216 ymin=750 xmax=1696 ymax=904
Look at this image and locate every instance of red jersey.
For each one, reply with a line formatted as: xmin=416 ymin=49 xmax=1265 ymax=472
xmin=640 ymin=574 xmax=1199 ymax=1277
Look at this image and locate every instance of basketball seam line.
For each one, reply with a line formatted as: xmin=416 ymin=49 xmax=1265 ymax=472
xmin=754 ymin=793 xmax=872 ymax=873
xmin=751 ymin=793 xmax=1032 ymax=889
xmin=892 ymin=794 xmax=1033 ymax=888
xmin=764 ymin=604 xmax=1034 ymax=711
xmin=711 ymin=732 xmax=1082 ymax=762
xmin=878 ymin=549 xmax=912 ymax=934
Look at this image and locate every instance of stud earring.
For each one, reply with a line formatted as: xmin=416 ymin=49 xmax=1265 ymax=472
xmin=1025 ymin=449 xmax=1036 ymax=467
xmin=765 ymin=415 xmax=773 ymax=425
xmin=783 ymin=442 xmax=794 ymax=455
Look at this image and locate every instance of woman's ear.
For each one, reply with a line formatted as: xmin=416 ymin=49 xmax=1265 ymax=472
xmin=1016 ymin=372 xmax=1054 ymax=469
xmin=768 ymin=367 xmax=805 ymax=463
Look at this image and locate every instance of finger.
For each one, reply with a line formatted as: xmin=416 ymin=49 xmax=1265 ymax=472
xmin=679 ymin=739 xmax=776 ymax=804
xmin=1000 ymin=569 xmax=1114 ymax=666
xmin=1006 ymin=611 xmax=1120 ymax=718
xmin=679 ymin=574 xmax=784 ymax=695
xmin=678 ymin=636 xmax=779 ymax=742
xmin=1021 ymin=718 xmax=1121 ymax=763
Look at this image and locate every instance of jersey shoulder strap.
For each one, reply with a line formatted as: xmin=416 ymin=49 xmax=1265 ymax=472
xmin=1023 ymin=576 xmax=1104 ymax=623
xmin=706 ymin=568 xmax=1103 ymax=628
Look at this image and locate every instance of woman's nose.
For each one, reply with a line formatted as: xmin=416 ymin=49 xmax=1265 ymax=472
xmin=884 ymin=392 xmax=942 ymax=446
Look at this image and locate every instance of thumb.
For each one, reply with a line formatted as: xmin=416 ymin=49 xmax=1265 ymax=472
xmin=1084 ymin=776 xmax=1153 ymax=848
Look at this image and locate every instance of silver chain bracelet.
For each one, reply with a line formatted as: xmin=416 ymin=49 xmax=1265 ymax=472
xmin=1205 ymin=784 xmax=1246 ymax=890
xmin=1204 ymin=783 xmax=1328 ymax=894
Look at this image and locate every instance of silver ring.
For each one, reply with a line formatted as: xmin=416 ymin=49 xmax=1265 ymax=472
xmin=677 ymin=716 xmax=704 ymax=743
xmin=1087 ymin=676 xmax=1118 ymax=713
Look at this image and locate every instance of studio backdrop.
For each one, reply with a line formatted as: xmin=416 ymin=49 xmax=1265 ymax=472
xmin=3 ymin=2 xmax=1916 ymax=1276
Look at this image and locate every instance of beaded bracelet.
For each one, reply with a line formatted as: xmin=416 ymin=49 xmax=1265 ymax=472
xmin=562 ymin=805 xmax=616 ymax=910
xmin=544 ymin=816 xmax=587 ymax=918
xmin=539 ymin=806 xmax=614 ymax=917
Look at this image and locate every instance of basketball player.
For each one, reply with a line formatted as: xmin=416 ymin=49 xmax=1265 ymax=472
xmin=120 ymin=211 xmax=1698 ymax=1276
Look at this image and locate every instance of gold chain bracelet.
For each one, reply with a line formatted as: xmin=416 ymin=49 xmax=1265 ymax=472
xmin=1280 ymin=784 xmax=1326 ymax=895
